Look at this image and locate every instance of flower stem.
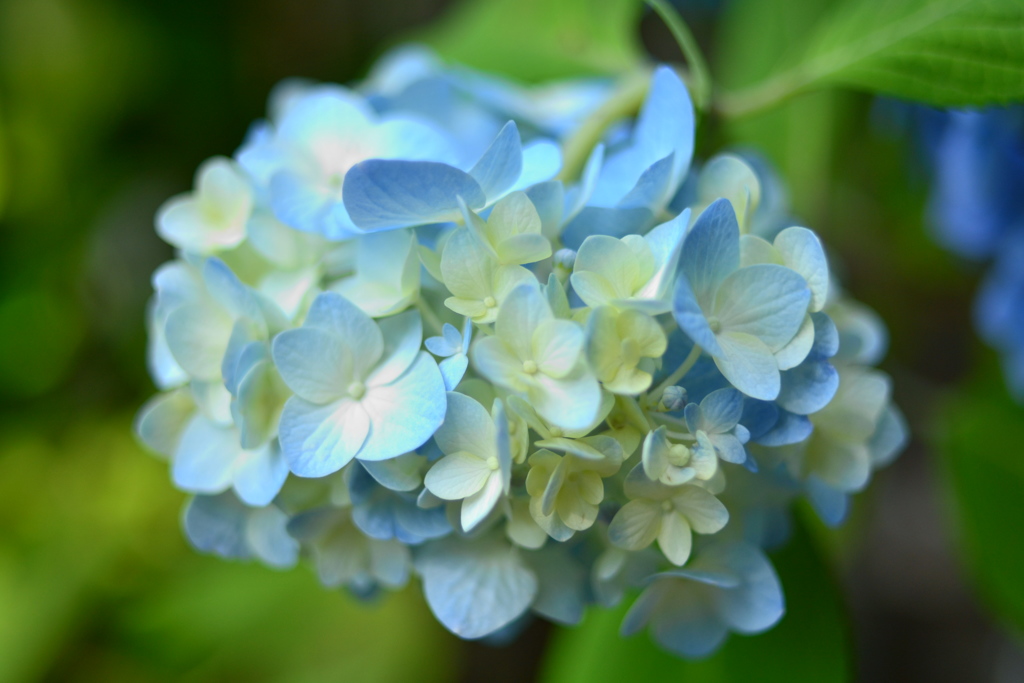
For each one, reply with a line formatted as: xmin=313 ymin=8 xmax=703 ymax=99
xmin=647 ymin=343 xmax=701 ymax=406
xmin=557 ymin=68 xmax=650 ymax=182
xmin=416 ymin=298 xmax=444 ymax=336
xmin=645 ymin=0 xmax=712 ymax=113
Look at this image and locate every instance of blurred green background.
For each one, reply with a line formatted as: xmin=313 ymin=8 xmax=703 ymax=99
xmin=1 ymin=0 xmax=1022 ymax=681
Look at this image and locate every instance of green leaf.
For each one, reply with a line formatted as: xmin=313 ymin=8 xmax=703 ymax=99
xmin=720 ymin=0 xmax=1024 ymax=117
xmin=415 ymin=0 xmax=644 ymax=81
xmin=538 ymin=523 xmax=851 ymax=683
xmin=716 ymin=0 xmax=844 ymax=223
xmin=938 ymin=362 xmax=1024 ymax=631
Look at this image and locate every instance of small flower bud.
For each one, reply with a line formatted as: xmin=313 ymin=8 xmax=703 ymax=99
xmin=553 ymin=248 xmax=577 ymax=271
xmin=658 ymin=385 xmax=687 ymax=412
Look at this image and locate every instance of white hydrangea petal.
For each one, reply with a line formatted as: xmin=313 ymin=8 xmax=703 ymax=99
xmin=356 ymin=352 xmax=446 ymax=461
xmin=531 ymin=369 xmax=602 ymax=432
xmin=641 ymin=426 xmax=671 ymax=481
xmin=497 ymin=233 xmax=551 ymax=265
xmin=425 ymin=451 xmax=492 ymax=500
xmin=165 ymin=303 xmax=234 ymax=380
xmin=495 ymin=283 xmax=550 ymax=360
xmin=461 ymin=472 xmax=503 ymax=531
xmin=278 ymin=396 xmax=370 ymax=477
xmin=775 ymin=227 xmax=829 ymax=312
xmin=533 ymin=319 xmax=584 ymax=379
xmin=739 ymin=234 xmax=782 ymax=267
xmin=673 ymin=486 xmax=729 ymax=534
xmin=635 ymin=209 xmax=689 ymax=301
xmin=608 ymin=499 xmax=661 ymax=550
xmin=471 ymin=336 xmax=523 ymax=387
xmin=135 ymin=388 xmax=196 ymax=458
xmin=433 ymin=391 xmax=497 ymax=457
xmin=573 ymin=236 xmax=640 ymax=302
xmin=658 ymin=511 xmax=693 ymax=566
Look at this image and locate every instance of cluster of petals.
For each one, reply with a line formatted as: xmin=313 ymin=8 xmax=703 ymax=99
xmin=137 ymin=46 xmax=906 ymax=656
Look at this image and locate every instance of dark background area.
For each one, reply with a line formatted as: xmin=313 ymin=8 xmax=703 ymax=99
xmin=0 ymin=0 xmax=1020 ymax=681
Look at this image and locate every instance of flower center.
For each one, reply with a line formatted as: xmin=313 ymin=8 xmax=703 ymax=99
xmin=548 ymin=426 xmax=563 ymax=438
xmin=522 ymin=359 xmax=538 ymax=375
xmin=662 ymin=500 xmax=674 ymax=512
xmin=484 ymin=296 xmax=497 ymax=308
xmin=708 ymin=316 xmax=722 ymax=333
xmin=486 ymin=456 xmax=499 ymax=471
xmin=347 ymin=381 xmax=366 ymax=400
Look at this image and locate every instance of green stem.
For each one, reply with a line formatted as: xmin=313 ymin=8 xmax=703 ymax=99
xmin=558 ymin=68 xmax=650 ymax=182
xmin=645 ymin=0 xmax=712 ymax=113
xmin=646 ymin=343 xmax=701 ymax=406
xmin=715 ymin=71 xmax=812 ymax=119
xmin=416 ymin=299 xmax=444 ymax=336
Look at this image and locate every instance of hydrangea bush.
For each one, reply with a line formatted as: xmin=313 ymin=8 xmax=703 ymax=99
xmin=136 ymin=46 xmax=906 ymax=658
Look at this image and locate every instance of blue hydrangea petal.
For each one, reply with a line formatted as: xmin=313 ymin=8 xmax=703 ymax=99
xmin=713 ymin=265 xmax=811 ymax=351
xmin=303 ymin=292 xmax=385 ymax=374
xmin=679 ymin=198 xmax=741 ymax=308
xmin=698 ymin=388 xmax=743 ymax=431
xmin=233 ymin=443 xmax=289 ymax=506
xmin=560 ymin=206 xmax=654 ymax=250
xmin=183 ymin=492 xmax=253 ymax=559
xmin=415 ymin=535 xmax=538 ymax=639
xmin=755 ymin=410 xmax=813 ymax=446
xmin=438 ymin=354 xmax=469 ymax=391
xmin=368 ymin=310 xmax=424 ymax=387
xmin=426 ymin=322 xmax=463 ymax=356
xmin=714 ymin=331 xmax=780 ymax=401
xmin=272 ymin=327 xmax=352 ymax=404
xmin=468 ymin=121 xmax=522 ymax=200
xmin=135 ymin=388 xmax=195 ymax=458
xmin=245 ymin=506 xmax=300 ymax=569
xmin=704 ymin=543 xmax=784 ymax=634
xmin=806 ymin=476 xmax=850 ymax=527
xmin=344 ymin=160 xmax=486 ymax=231
xmin=672 ymin=275 xmax=724 ymax=356
xmin=172 ymin=416 xmax=239 ymax=494
xmin=278 ymin=396 xmax=370 ymax=476
xmin=778 ymin=359 xmax=839 ymax=415
xmin=515 ymin=140 xmax=562 ymax=191
xmin=869 ymin=405 xmax=909 ymax=468
xmin=356 ymin=352 xmax=447 ymax=462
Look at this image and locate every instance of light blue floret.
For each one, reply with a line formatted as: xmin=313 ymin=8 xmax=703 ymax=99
xmin=673 ymin=199 xmax=811 ymax=401
xmin=272 ymin=291 xmax=446 ymax=477
xmin=621 ymin=542 xmax=784 ymax=658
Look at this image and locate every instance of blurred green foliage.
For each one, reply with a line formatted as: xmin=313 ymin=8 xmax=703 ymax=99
xmin=938 ymin=360 xmax=1024 ymax=634
xmin=422 ymin=0 xmax=644 ymax=81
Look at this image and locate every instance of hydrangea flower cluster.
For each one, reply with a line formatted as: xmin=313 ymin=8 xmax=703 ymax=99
xmin=137 ymin=46 xmax=906 ymax=658
xmin=911 ymin=106 xmax=1024 ymax=400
